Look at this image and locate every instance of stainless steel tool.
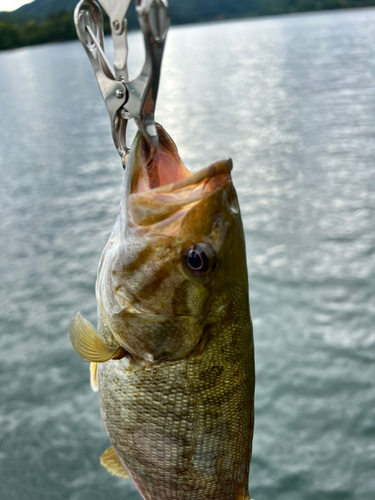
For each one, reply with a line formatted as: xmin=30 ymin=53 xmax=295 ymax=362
xmin=74 ymin=0 xmax=169 ymax=166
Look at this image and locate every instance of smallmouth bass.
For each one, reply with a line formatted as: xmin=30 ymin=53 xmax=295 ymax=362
xmin=69 ymin=124 xmax=255 ymax=500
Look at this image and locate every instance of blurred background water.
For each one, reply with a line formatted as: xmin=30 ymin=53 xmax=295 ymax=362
xmin=0 ymin=7 xmax=375 ymax=500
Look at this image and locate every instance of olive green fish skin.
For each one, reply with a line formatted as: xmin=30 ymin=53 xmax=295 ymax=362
xmin=94 ymin=126 xmax=255 ymax=500
xmin=98 ymin=287 xmax=253 ymax=500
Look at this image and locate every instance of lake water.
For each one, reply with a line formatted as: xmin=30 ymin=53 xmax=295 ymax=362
xmin=0 ymin=7 xmax=374 ymax=500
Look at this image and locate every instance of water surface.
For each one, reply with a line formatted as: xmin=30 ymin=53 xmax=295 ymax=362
xmin=0 ymin=8 xmax=374 ymax=500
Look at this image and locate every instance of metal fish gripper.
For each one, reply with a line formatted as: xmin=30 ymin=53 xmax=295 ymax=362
xmin=74 ymin=0 xmax=170 ymax=167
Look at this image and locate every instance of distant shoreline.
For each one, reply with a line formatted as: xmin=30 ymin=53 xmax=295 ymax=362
xmin=1 ymin=5 xmax=375 ymax=52
xmin=165 ymin=5 xmax=375 ymax=28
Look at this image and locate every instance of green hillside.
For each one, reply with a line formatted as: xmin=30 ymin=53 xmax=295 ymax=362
xmin=0 ymin=0 xmax=258 ymax=51
xmin=17 ymin=0 xmax=77 ymax=16
xmin=11 ymin=0 xmax=258 ymax=20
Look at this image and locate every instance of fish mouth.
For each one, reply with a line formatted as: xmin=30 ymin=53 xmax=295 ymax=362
xmin=127 ymin=124 xmax=233 ymax=227
xmin=98 ymin=125 xmax=238 ymax=357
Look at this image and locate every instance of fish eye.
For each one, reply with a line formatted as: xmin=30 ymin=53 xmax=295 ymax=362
xmin=184 ymin=243 xmax=215 ymax=277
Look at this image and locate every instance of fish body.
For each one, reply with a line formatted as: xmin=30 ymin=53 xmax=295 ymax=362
xmin=70 ymin=125 xmax=255 ymax=500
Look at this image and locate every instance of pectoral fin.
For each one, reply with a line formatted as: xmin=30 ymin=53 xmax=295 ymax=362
xmin=69 ymin=312 xmax=125 ymax=362
xmin=100 ymin=446 xmax=129 ymax=479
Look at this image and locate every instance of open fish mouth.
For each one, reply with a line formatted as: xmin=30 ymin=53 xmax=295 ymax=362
xmin=126 ymin=124 xmax=234 ymax=228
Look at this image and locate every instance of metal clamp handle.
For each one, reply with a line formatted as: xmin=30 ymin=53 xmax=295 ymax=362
xmin=74 ymin=0 xmax=169 ymax=166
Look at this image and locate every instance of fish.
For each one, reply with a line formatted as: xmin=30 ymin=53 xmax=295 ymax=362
xmin=69 ymin=124 xmax=255 ymax=500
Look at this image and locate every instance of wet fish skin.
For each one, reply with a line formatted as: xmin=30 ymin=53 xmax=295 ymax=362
xmin=69 ymin=124 xmax=255 ymax=500
xmin=98 ymin=285 xmax=253 ymax=500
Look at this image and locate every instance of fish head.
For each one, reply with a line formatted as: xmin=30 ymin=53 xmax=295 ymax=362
xmin=97 ymin=124 xmax=248 ymax=363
